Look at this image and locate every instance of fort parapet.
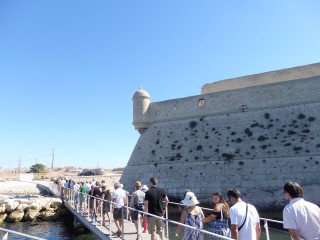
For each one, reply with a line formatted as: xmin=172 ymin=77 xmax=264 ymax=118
xmin=121 ymin=63 xmax=320 ymax=210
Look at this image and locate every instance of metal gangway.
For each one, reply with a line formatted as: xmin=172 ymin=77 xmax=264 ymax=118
xmin=49 ymin=182 xmax=290 ymax=240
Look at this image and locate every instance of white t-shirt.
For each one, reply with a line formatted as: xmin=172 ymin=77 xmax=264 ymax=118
xmin=230 ymin=201 xmax=260 ymax=240
xmin=112 ymin=188 xmax=126 ymax=208
xmin=85 ymin=183 xmax=91 ymax=193
xmin=73 ymin=183 xmax=80 ymax=192
xmin=283 ymin=198 xmax=320 ymax=239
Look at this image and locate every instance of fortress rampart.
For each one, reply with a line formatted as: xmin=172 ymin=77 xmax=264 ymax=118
xmin=121 ymin=63 xmax=320 ymax=210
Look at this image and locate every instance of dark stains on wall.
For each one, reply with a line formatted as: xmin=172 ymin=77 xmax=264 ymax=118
xmin=149 ymin=110 xmax=317 ymax=166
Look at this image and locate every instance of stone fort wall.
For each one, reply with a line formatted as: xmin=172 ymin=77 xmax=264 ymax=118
xmin=121 ymin=65 xmax=320 ymax=209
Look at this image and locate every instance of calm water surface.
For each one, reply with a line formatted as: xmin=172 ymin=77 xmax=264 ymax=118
xmin=0 ymin=219 xmax=98 ymax=240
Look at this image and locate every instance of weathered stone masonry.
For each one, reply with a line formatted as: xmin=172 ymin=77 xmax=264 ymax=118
xmin=121 ymin=63 xmax=320 ymax=209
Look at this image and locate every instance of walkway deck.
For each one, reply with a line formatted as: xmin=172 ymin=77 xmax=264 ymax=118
xmin=63 ymin=202 xmax=150 ymax=240
xmin=48 ymin=183 xmax=165 ymax=240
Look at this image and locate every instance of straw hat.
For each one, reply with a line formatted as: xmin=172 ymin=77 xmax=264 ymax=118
xmin=181 ymin=191 xmax=199 ymax=206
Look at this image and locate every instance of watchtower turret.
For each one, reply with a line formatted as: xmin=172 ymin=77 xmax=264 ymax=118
xmin=132 ymin=87 xmax=150 ymax=134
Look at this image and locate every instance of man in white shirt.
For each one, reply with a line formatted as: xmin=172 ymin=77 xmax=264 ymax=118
xmin=112 ymin=182 xmax=127 ymax=237
xmin=283 ymin=181 xmax=320 ymax=240
xmin=227 ymin=188 xmax=260 ymax=240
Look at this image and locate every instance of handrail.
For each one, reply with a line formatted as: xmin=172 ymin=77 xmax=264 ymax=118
xmin=259 ymin=217 xmax=283 ymax=224
xmin=168 ymin=199 xmax=284 ymax=224
xmin=50 ymin=183 xmax=289 ymax=240
xmin=50 ymin=183 xmax=233 ymax=239
xmin=134 ymin=209 xmax=233 ymax=240
xmin=0 ymin=227 xmax=46 ymax=240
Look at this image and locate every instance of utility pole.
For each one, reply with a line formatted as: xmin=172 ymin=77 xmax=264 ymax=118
xmin=51 ymin=148 xmax=55 ymax=169
xmin=18 ymin=155 xmax=21 ymax=173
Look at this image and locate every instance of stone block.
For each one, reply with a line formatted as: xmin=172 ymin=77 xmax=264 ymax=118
xmin=6 ymin=210 xmax=24 ymax=222
xmin=5 ymin=201 xmax=19 ymax=213
xmin=0 ymin=213 xmax=7 ymax=223
xmin=0 ymin=204 xmax=5 ymax=213
xmin=16 ymin=203 xmax=28 ymax=211
xmin=24 ymin=209 xmax=39 ymax=221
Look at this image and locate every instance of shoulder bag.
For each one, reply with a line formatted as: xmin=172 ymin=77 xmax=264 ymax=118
xmin=238 ymin=204 xmax=248 ymax=231
xmin=207 ymin=204 xmax=229 ymax=236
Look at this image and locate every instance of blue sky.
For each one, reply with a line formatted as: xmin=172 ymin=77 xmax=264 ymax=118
xmin=0 ymin=1 xmax=319 ymax=170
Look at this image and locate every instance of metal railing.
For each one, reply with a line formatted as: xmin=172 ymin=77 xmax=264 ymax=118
xmin=49 ymin=183 xmax=290 ymax=240
xmin=168 ymin=201 xmax=290 ymax=240
xmin=0 ymin=227 xmax=46 ymax=240
xmin=49 ymin=183 xmax=233 ymax=239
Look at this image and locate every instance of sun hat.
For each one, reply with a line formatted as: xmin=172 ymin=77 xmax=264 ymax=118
xmin=141 ymin=185 xmax=149 ymax=192
xmin=181 ymin=191 xmax=199 ymax=206
xmin=135 ymin=181 xmax=142 ymax=187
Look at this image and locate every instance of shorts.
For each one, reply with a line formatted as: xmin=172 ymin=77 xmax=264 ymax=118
xmin=103 ymin=202 xmax=111 ymax=214
xmin=148 ymin=216 xmax=163 ymax=236
xmin=113 ymin=208 xmax=123 ymax=220
xmin=131 ymin=210 xmax=143 ymax=221
xmin=79 ymin=193 xmax=86 ymax=204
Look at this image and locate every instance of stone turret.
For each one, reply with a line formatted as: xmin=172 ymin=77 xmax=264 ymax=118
xmin=132 ymin=87 xmax=150 ymax=134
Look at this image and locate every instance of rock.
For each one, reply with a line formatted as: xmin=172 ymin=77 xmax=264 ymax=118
xmin=41 ymin=209 xmax=60 ymax=221
xmin=16 ymin=199 xmax=32 ymax=204
xmin=5 ymin=201 xmax=19 ymax=213
xmin=1 ymin=199 xmax=12 ymax=205
xmin=6 ymin=210 xmax=24 ymax=222
xmin=50 ymin=198 xmax=62 ymax=208
xmin=0 ymin=195 xmax=9 ymax=201
xmin=24 ymin=209 xmax=40 ymax=221
xmin=0 ymin=204 xmax=5 ymax=213
xmin=0 ymin=213 xmax=7 ymax=223
xmin=29 ymin=201 xmax=43 ymax=211
xmin=16 ymin=203 xmax=29 ymax=211
xmin=36 ymin=198 xmax=53 ymax=210
xmin=43 ymin=205 xmax=52 ymax=211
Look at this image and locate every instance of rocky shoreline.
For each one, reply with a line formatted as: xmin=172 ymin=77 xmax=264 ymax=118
xmin=0 ymin=195 xmax=65 ymax=223
xmin=0 ymin=181 xmax=65 ymax=223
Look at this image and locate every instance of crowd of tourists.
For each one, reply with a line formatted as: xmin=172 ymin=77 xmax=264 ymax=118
xmin=56 ymin=178 xmax=114 ymax=225
xmin=132 ymin=179 xmax=320 ymax=240
xmin=173 ymin=181 xmax=320 ymax=240
xmin=56 ymin=178 xmax=320 ymax=240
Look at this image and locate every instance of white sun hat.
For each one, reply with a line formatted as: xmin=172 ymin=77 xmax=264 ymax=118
xmin=181 ymin=191 xmax=199 ymax=206
xmin=141 ymin=185 xmax=149 ymax=192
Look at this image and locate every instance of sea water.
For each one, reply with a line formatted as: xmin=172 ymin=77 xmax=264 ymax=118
xmin=0 ymin=219 xmax=98 ymax=240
